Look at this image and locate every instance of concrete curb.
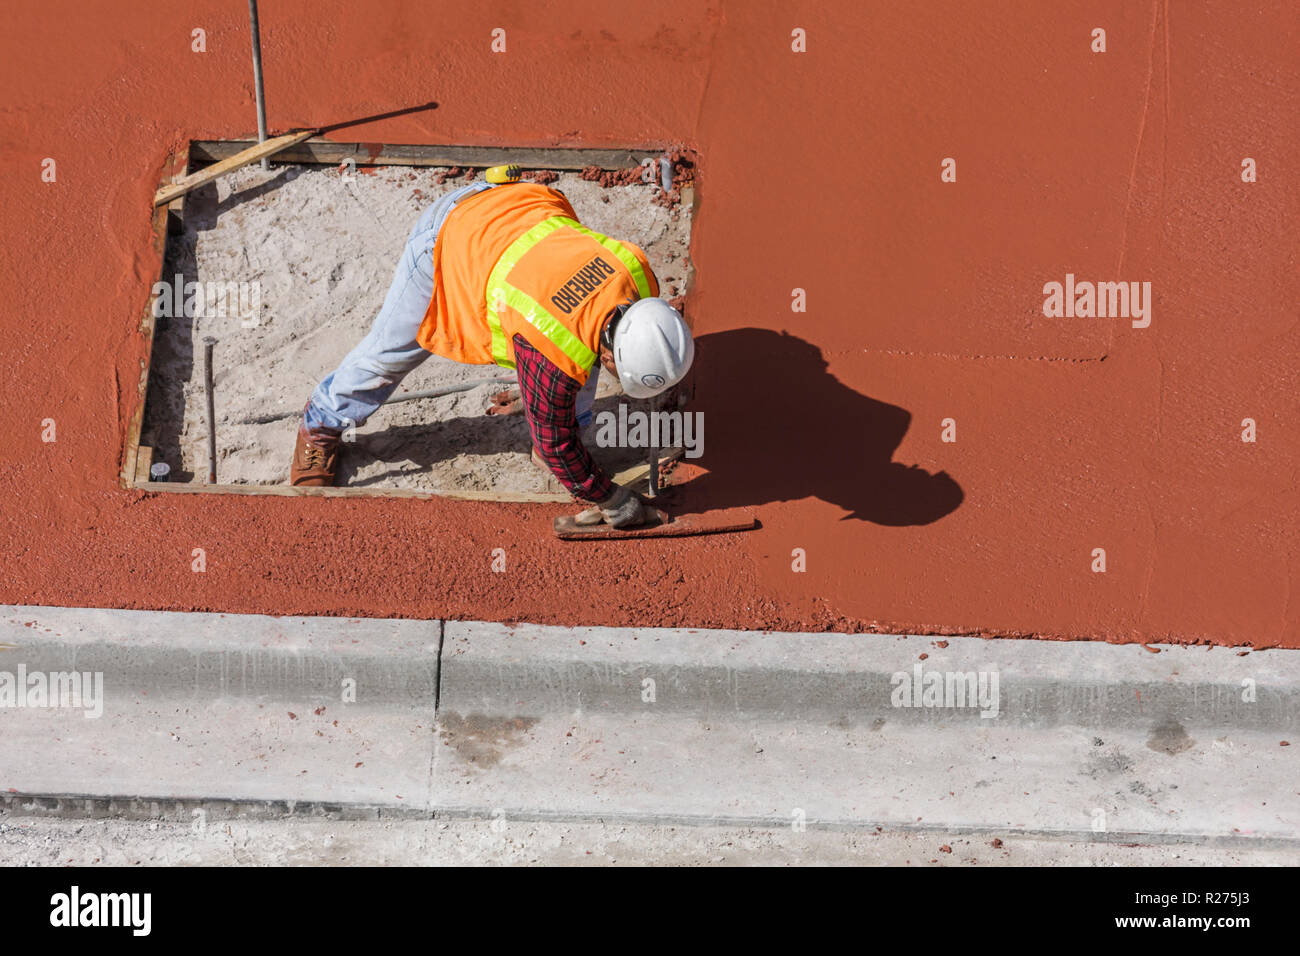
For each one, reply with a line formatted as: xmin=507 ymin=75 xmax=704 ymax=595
xmin=1 ymin=606 xmax=440 ymax=706
xmin=4 ymin=607 xmax=1293 ymax=729
xmin=439 ymin=621 xmax=1298 ymax=730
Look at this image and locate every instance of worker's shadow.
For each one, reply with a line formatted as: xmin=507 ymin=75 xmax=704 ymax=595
xmin=670 ymin=329 xmax=962 ymax=525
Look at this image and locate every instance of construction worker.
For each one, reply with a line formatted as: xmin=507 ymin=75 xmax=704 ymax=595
xmin=290 ymin=176 xmax=693 ymax=529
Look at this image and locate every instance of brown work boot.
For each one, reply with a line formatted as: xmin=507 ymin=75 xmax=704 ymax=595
xmin=530 ymin=446 xmax=549 ymax=474
xmin=291 ymin=424 xmax=341 ymax=486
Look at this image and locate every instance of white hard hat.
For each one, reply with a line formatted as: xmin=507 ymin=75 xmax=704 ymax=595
xmin=611 ymin=298 xmax=694 ymax=399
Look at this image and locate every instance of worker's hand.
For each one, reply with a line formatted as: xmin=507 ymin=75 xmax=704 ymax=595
xmin=485 ymin=389 xmax=522 ymax=416
xmin=573 ymin=506 xmax=605 ymax=526
xmin=593 ymin=485 xmax=652 ymax=529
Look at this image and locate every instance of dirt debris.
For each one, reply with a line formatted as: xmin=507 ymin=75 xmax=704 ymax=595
xmin=579 ymin=147 xmax=697 ymax=211
xmin=580 ymin=165 xmax=644 ymax=188
xmin=432 ymin=166 xmax=478 ymax=184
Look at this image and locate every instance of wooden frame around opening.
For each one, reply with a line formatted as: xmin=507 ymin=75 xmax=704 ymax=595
xmin=123 ymin=138 xmax=695 ymax=503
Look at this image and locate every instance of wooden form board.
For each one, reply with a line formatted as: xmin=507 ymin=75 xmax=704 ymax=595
xmin=154 ymin=130 xmax=317 ymax=206
xmin=131 ymin=452 xmax=678 ymax=503
xmin=121 ymin=149 xmax=185 ymax=490
xmin=190 ymin=139 xmax=663 ymax=171
xmin=122 ymin=138 xmax=687 ymax=505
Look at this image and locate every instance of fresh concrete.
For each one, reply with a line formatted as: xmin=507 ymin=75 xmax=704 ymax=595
xmin=1 ymin=606 xmax=1296 ymax=856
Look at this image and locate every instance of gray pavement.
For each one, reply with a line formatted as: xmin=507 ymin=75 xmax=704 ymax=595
xmin=1 ymin=605 xmax=1296 ymax=864
xmin=0 ymin=816 xmax=1292 ymax=867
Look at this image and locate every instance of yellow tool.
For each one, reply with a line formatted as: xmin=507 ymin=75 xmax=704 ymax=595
xmin=485 ymin=163 xmax=522 ymax=184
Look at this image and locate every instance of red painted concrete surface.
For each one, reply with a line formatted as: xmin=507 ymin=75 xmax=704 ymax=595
xmin=1 ymin=2 xmax=1295 ymax=646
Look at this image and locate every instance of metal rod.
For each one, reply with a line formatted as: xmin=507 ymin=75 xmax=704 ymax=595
xmin=389 ymin=377 xmax=516 ymax=406
xmin=248 ymin=0 xmax=269 ymax=170
xmin=647 ymin=395 xmax=660 ymax=499
xmin=203 ymin=337 xmax=218 ymax=483
xmin=234 ymin=377 xmax=516 ymax=426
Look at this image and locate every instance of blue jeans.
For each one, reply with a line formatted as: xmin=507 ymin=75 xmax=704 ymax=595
xmin=304 ymin=180 xmax=600 ymax=433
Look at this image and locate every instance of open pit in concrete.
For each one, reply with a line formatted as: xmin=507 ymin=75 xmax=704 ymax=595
xmin=139 ymin=163 xmax=693 ymax=497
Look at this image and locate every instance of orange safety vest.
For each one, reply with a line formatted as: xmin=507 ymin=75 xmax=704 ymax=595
xmin=417 ymin=183 xmax=658 ymax=383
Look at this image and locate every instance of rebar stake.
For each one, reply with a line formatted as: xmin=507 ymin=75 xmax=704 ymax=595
xmin=203 ymin=337 xmax=218 ymax=484
xmin=248 ymin=0 xmax=269 ymax=170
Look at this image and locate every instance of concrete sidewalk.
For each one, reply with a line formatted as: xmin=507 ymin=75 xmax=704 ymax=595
xmin=1 ymin=606 xmax=1296 ymax=848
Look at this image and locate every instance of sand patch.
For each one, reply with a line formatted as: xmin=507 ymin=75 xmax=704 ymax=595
xmin=141 ymin=163 xmax=692 ymax=496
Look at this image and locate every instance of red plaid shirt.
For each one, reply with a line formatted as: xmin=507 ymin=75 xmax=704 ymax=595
xmin=512 ymin=334 xmax=614 ymax=503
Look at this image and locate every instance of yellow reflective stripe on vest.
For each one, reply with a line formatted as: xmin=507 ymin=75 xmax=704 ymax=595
xmin=485 ymin=217 xmax=570 ymax=367
xmin=555 ymin=219 xmax=654 ymax=300
xmin=485 ymin=216 xmax=652 ymax=369
xmin=496 ymin=285 xmax=598 ymax=373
